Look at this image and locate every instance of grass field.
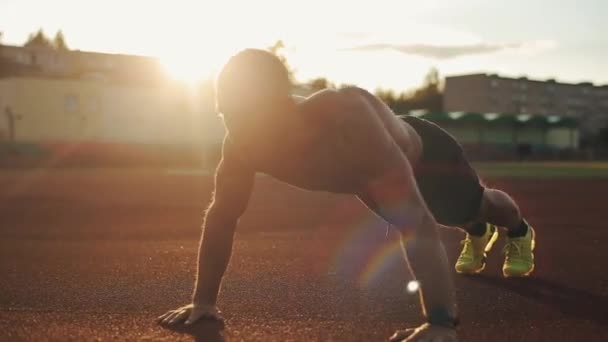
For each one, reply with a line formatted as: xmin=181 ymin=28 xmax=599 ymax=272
xmin=473 ymin=162 xmax=608 ymax=179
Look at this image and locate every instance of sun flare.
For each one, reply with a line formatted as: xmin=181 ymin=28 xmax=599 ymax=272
xmin=160 ymin=53 xmax=219 ymax=84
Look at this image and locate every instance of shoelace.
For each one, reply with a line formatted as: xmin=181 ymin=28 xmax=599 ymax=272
xmin=503 ymin=240 xmax=522 ymax=258
xmin=459 ymin=239 xmax=474 ymax=259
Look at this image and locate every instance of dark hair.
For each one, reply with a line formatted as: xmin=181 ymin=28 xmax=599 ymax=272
xmin=216 ymin=49 xmax=291 ymax=116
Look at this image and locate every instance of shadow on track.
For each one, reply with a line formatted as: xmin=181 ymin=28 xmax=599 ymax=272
xmin=161 ymin=319 xmax=225 ymax=342
xmin=471 ymin=274 xmax=608 ymax=325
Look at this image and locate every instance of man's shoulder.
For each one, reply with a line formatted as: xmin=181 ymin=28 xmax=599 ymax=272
xmin=299 ymin=87 xmax=373 ymax=122
xmin=301 ymin=87 xmax=369 ymax=102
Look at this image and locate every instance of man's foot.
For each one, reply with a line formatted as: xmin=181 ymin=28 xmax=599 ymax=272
xmin=503 ymin=225 xmax=535 ymax=277
xmin=455 ymin=223 xmax=499 ymax=274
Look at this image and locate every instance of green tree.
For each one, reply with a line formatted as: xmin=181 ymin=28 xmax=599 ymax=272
xmin=268 ymin=40 xmax=295 ymax=82
xmin=410 ymin=67 xmax=443 ymax=112
xmin=24 ymin=28 xmax=53 ymax=48
xmin=53 ymin=30 xmax=68 ymax=50
xmin=375 ymin=88 xmax=398 ymax=108
xmin=423 ymin=67 xmax=441 ymax=89
xmin=309 ymin=77 xmax=333 ymax=91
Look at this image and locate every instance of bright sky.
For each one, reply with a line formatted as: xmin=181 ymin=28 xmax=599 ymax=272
xmin=1 ymin=0 xmax=607 ymax=91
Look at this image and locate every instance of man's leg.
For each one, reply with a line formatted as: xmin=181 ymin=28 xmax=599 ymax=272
xmin=461 ymin=188 xmax=536 ymax=277
xmin=454 ymin=221 xmax=499 ymax=274
xmin=475 ymin=189 xmax=522 ymax=233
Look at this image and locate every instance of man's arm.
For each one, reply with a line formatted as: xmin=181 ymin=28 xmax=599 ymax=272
xmin=339 ymin=90 xmax=457 ymax=340
xmin=361 ymin=159 xmax=458 ymax=342
xmin=192 ymin=137 xmax=255 ymax=305
xmin=158 ymin=136 xmax=255 ymax=326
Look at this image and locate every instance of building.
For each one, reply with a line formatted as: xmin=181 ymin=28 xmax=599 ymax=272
xmin=0 ymin=44 xmax=225 ymax=166
xmin=0 ymin=77 xmax=223 ymax=144
xmin=0 ymin=44 xmax=166 ymax=85
xmin=443 ymin=74 xmax=608 ymax=138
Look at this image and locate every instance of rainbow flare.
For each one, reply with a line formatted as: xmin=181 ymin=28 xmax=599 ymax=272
xmin=329 ymin=203 xmax=414 ymax=288
xmin=357 ymin=237 xmax=404 ymax=287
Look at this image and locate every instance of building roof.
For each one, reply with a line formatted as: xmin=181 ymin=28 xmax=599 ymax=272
xmin=400 ymin=111 xmax=578 ymax=128
xmin=445 ymin=72 xmax=604 ymax=88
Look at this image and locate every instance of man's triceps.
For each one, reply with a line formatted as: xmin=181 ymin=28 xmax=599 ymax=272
xmin=208 ymin=141 xmax=255 ymax=222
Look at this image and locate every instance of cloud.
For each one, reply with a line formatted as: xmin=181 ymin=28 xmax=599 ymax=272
xmin=342 ymin=40 xmax=557 ymax=59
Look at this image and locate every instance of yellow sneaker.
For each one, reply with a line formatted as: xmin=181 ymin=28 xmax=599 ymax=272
xmin=455 ymin=224 xmax=499 ymax=274
xmin=503 ymin=225 xmax=536 ymax=277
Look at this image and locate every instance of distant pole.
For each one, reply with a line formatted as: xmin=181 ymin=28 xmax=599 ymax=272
xmin=569 ymin=128 xmax=575 ymax=150
xmin=512 ymin=123 xmax=518 ymax=159
xmin=4 ymin=106 xmax=15 ymax=142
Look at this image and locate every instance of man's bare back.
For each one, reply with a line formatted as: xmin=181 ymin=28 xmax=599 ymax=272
xmin=158 ymin=49 xmax=460 ymax=342
xmin=225 ymin=87 xmax=422 ymax=193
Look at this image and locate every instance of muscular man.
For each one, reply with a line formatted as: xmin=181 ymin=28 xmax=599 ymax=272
xmin=158 ymin=49 xmax=535 ymax=341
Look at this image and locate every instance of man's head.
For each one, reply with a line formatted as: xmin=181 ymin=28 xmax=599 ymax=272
xmin=216 ymin=49 xmax=291 ymax=118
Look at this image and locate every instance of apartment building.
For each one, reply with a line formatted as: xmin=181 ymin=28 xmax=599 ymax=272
xmin=444 ymin=73 xmax=608 ymax=136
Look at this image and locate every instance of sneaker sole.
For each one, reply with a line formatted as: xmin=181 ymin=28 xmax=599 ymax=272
xmin=455 ymin=254 xmax=487 ymax=274
xmin=503 ymin=227 xmax=536 ymax=278
xmin=455 ymin=226 xmax=499 ymax=275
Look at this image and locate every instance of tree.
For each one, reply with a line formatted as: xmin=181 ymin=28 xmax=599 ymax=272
xmin=375 ymin=88 xmax=399 ymax=108
xmin=423 ymin=67 xmax=441 ymax=89
xmin=24 ymin=28 xmax=53 ymax=48
xmin=268 ymin=40 xmax=295 ymax=82
xmin=380 ymin=67 xmax=444 ymax=113
xmin=309 ymin=77 xmax=333 ymax=91
xmin=53 ymin=30 xmax=68 ymax=50
xmin=408 ymin=67 xmax=443 ymax=112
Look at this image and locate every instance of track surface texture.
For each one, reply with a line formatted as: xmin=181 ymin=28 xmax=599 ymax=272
xmin=1 ymin=169 xmax=607 ymax=341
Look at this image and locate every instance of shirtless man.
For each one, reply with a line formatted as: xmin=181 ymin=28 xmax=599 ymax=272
xmin=157 ymin=49 xmax=536 ymax=341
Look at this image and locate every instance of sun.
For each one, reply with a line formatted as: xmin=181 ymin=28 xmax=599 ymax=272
xmin=160 ymin=52 xmax=220 ymax=84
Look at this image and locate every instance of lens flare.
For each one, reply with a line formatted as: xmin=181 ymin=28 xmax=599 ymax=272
xmin=406 ymin=280 xmax=420 ymax=294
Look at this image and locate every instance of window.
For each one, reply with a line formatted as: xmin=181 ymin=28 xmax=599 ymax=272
xmin=17 ymin=52 xmax=32 ymax=64
xmin=520 ymin=82 xmax=528 ymax=90
xmin=512 ymin=94 xmax=527 ymax=103
xmin=65 ymin=94 xmax=79 ymax=112
xmin=491 ymin=79 xmax=500 ymax=88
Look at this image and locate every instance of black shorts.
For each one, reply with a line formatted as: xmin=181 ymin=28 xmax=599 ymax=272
xmin=401 ymin=115 xmax=484 ymax=226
